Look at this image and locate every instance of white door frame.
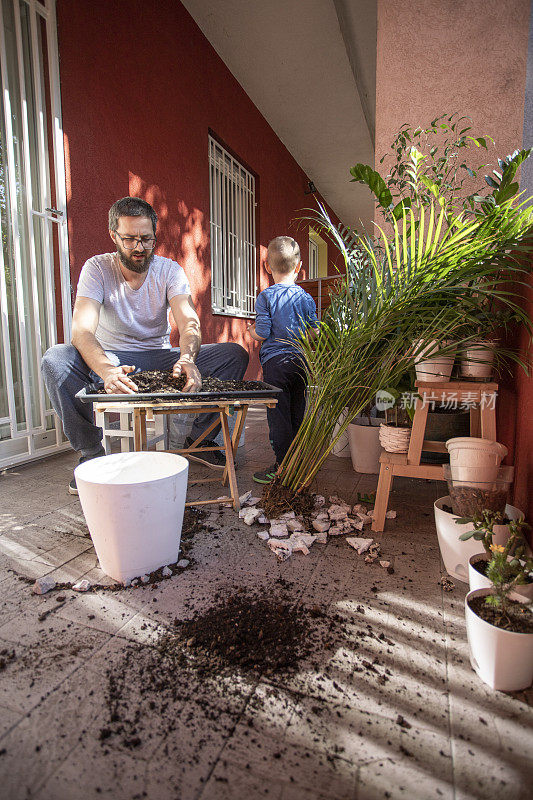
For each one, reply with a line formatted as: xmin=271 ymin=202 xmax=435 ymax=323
xmin=0 ymin=0 xmax=72 ymax=468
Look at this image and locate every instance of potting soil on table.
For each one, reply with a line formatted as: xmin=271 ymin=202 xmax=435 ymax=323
xmin=93 ymin=370 xmax=266 ymax=395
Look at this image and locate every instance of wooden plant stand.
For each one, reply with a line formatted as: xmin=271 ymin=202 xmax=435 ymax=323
xmin=93 ymin=396 xmax=278 ymax=512
xmin=371 ymin=381 xmax=499 ymax=533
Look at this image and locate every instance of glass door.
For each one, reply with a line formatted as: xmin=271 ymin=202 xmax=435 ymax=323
xmin=0 ymin=0 xmax=71 ymax=467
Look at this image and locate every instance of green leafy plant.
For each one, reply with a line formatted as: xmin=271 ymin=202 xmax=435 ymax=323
xmin=457 ymin=512 xmax=533 ymax=626
xmin=273 ymin=195 xmax=533 ymax=495
xmin=349 ymin=114 xmax=530 ymax=224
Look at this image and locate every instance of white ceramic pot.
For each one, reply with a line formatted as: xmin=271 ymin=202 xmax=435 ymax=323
xmin=348 ymin=420 xmax=382 ymax=474
xmin=468 ymin=553 xmax=533 ymax=600
xmin=379 ymin=423 xmax=411 ymax=453
xmin=332 ymin=409 xmax=352 ymax=457
xmin=433 ymin=497 xmax=523 ymax=583
xmin=446 ymin=437 xmax=507 ymax=484
xmin=75 ymin=452 xmax=189 ymax=583
xmin=465 ymin=587 xmax=533 ymax=691
xmin=460 ymin=342 xmax=495 ymax=379
xmin=413 ymin=339 xmax=455 ymax=383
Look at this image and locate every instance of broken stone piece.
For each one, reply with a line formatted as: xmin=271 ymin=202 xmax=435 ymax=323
xmin=131 ymin=579 xmax=139 ymax=586
xmin=386 ymin=510 xmax=397 ymax=519
xmin=288 ymin=532 xmax=317 ymax=556
xmin=177 ymin=559 xmax=190 ymax=569
xmin=270 ymin=522 xmax=289 ymax=538
xmin=379 ymin=560 xmax=391 ymax=569
xmin=162 ymin=566 xmax=172 ymax=578
xmin=267 ymin=538 xmax=293 ymax=561
xmin=32 ymin=576 xmax=56 ymax=595
xmin=243 ymin=509 xmax=261 ymax=526
xmin=245 ymin=496 xmax=261 ymax=507
xmin=312 ymin=519 xmax=330 ymax=533
xmin=314 ymin=495 xmax=325 ymax=507
xmin=72 ymin=579 xmax=91 ymax=592
xmin=257 ymin=515 xmax=269 ymax=524
xmin=314 ymin=511 xmax=329 ymax=521
xmin=123 ymin=578 xmax=132 ymax=587
xmin=239 ymin=490 xmax=253 ymax=505
xmin=238 ymin=507 xmax=249 ymax=519
xmin=328 ymin=505 xmax=349 ymax=521
xmin=328 ymin=525 xmax=345 ymax=536
xmin=352 ymin=504 xmax=367 ymax=514
xmin=286 ymin=518 xmax=304 ymax=532
xmin=280 ymin=511 xmax=296 ymax=520
xmin=355 ymin=512 xmax=373 ymax=525
xmin=352 ymin=519 xmax=365 ymax=532
xmin=315 ymin=531 xmax=328 ymax=544
xmin=141 ymin=574 xmax=149 ymax=584
xmin=346 ymin=537 xmax=374 ymax=554
xmin=257 ymin=531 xmax=270 ymax=541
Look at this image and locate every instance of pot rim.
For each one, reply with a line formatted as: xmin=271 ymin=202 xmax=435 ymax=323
xmin=465 ymin=587 xmax=533 ymax=636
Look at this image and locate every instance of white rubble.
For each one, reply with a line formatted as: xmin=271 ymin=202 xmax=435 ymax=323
xmin=238 ymin=507 xmax=249 ymax=519
xmin=141 ymin=574 xmax=150 ymax=584
xmin=312 ymin=519 xmax=330 ymax=533
xmin=352 ymin=504 xmax=367 ymax=514
xmin=245 ymin=496 xmax=261 ymax=507
xmin=289 ymin=532 xmax=317 ymax=555
xmin=258 ymin=515 xmax=269 ymax=524
xmin=328 ymin=505 xmax=349 ymax=521
xmin=257 ymin=531 xmax=270 ymax=540
xmin=239 ymin=490 xmax=253 ymax=505
xmin=379 ymin=560 xmax=391 ymax=569
xmin=72 ymin=579 xmax=91 ymax=592
xmin=177 ymin=559 xmax=190 ymax=568
xmin=32 ymin=576 xmax=56 ymax=595
xmin=346 ymin=537 xmax=374 ymax=554
xmin=280 ymin=511 xmax=296 ymax=520
xmin=315 ymin=531 xmax=328 ymax=544
xmin=162 ymin=566 xmax=172 ymax=577
xmin=314 ymin=511 xmax=330 ymax=521
xmin=314 ymin=495 xmax=325 ymax=507
xmin=267 ymin=539 xmax=292 ymax=561
xmin=269 ymin=521 xmax=289 ymax=538
xmin=243 ymin=508 xmax=261 ymax=525
xmin=386 ymin=510 xmax=397 ymax=519
xmin=286 ymin=518 xmax=304 ymax=532
xmin=355 ymin=512 xmax=373 ymax=525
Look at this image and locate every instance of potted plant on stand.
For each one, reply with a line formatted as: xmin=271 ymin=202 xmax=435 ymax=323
xmin=464 ymin=520 xmax=533 ymax=691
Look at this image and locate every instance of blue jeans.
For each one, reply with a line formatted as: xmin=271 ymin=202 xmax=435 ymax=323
xmin=41 ymin=343 xmax=249 ymax=457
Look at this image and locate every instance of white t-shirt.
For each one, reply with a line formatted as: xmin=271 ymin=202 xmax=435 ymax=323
xmin=76 ymin=252 xmax=191 ymax=351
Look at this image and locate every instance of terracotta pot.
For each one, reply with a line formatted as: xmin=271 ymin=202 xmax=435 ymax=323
xmin=460 ymin=341 xmax=495 ymax=379
xmin=468 ymin=553 xmax=533 ymax=600
xmin=446 ymin=437 xmax=507 ymax=485
xmin=379 ymin=423 xmax=411 ymax=453
xmin=465 ymin=587 xmax=533 ymax=691
xmin=348 ymin=419 xmax=382 ymax=474
xmin=433 ymin=497 xmax=522 ymax=583
xmin=413 ymin=339 xmax=455 ymax=383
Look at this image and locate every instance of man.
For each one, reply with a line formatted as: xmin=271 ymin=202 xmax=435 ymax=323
xmin=41 ymin=196 xmax=248 ymax=494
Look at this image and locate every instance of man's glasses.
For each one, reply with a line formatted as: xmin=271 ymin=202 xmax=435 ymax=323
xmin=115 ymin=232 xmax=156 ymax=250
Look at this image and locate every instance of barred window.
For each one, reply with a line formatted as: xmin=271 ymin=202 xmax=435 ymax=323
xmin=209 ymin=136 xmax=256 ymax=317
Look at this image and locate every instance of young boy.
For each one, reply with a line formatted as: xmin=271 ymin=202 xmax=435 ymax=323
xmin=247 ymin=236 xmax=318 ymax=484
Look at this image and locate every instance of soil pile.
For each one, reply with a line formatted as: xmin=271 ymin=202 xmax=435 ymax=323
xmin=94 ymin=370 xmax=267 ymax=395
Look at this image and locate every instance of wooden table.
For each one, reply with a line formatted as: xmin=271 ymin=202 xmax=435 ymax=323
xmin=371 ymin=381 xmax=499 ymax=532
xmin=93 ymin=396 xmax=278 ymax=512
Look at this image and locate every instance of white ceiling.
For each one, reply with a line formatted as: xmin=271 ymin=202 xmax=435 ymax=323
xmin=182 ymin=0 xmax=376 ymax=230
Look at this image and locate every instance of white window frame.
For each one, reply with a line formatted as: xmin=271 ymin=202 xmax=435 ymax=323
xmin=209 ymin=135 xmax=256 ymax=317
xmin=308 ymin=237 xmax=319 ymax=279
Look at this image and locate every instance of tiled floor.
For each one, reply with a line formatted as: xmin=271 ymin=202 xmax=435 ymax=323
xmin=0 ymin=407 xmax=531 ymax=800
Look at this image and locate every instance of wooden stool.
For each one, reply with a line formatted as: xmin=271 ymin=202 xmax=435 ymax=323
xmin=371 ymin=381 xmax=499 ymax=532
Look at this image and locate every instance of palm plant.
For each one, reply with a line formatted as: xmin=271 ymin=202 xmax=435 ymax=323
xmin=275 ymin=198 xmax=533 ymax=495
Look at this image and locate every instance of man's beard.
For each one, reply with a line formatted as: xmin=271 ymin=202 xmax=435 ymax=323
xmin=116 ymin=248 xmax=154 ymax=274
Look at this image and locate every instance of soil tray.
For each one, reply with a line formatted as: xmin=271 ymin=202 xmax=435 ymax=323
xmin=76 ymin=371 xmax=282 ymax=404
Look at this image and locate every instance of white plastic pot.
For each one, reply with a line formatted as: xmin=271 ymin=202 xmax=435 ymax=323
xmin=468 ymin=553 xmax=533 ymax=600
xmin=332 ymin=409 xmax=352 ymax=457
xmin=75 ymin=452 xmax=189 ymax=583
xmin=348 ymin=420 xmax=382 ymax=474
xmin=446 ymin=437 xmax=507 ymax=484
xmin=413 ymin=339 xmax=455 ymax=383
xmin=460 ymin=342 xmax=495 ymax=379
xmin=433 ymin=497 xmax=522 ymax=583
xmin=465 ymin=587 xmax=533 ymax=691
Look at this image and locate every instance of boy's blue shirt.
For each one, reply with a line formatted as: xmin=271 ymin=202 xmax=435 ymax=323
xmin=254 ymin=283 xmax=318 ymax=365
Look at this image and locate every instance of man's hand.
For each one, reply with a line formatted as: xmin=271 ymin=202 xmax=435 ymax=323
xmin=173 ymin=359 xmax=202 ymax=392
xmin=103 ymin=365 xmax=138 ymax=394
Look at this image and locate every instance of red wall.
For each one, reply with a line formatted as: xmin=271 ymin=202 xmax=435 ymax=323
xmin=56 ymin=0 xmax=340 ymax=378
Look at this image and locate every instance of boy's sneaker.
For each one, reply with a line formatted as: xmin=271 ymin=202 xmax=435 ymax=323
xmin=252 ymin=463 xmax=279 ymax=484
xmin=69 ymin=448 xmax=106 ymax=495
xmin=183 ymin=436 xmax=225 ymax=468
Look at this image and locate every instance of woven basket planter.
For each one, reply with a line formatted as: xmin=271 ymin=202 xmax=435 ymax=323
xmin=379 ymin=423 xmax=411 ymax=453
